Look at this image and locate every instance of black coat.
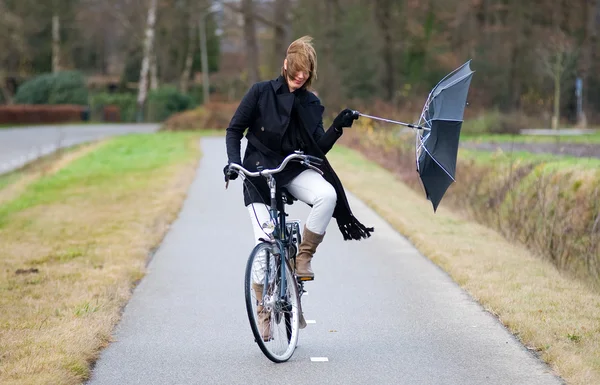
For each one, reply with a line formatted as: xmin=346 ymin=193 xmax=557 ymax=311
xmin=226 ymin=76 xmax=373 ymax=240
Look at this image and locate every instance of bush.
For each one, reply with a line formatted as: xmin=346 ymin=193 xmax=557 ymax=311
xmin=90 ymin=92 xmax=137 ymax=122
xmin=48 ymin=72 xmax=89 ymax=105
xmin=462 ymin=109 xmax=536 ymax=135
xmin=14 ymin=71 xmax=89 ymax=105
xmin=14 ymin=73 xmax=54 ymax=104
xmin=146 ymin=86 xmax=194 ymax=122
xmin=341 ymin=127 xmax=600 ymax=284
xmin=161 ymin=102 xmax=238 ymax=131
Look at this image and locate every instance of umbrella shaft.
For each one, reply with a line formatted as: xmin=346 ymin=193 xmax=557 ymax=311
xmin=358 ymin=113 xmax=430 ymax=131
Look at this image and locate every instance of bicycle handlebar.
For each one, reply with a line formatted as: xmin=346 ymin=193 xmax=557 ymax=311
xmin=227 ymin=152 xmax=323 ymax=180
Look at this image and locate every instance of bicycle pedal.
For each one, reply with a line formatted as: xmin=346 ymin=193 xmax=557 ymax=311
xmin=298 ymin=276 xmax=314 ymax=282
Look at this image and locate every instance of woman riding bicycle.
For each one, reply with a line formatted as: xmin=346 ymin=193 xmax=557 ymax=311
xmin=224 ymin=35 xmax=373 ymax=282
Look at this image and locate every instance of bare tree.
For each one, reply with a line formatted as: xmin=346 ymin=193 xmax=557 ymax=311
xmin=538 ymin=32 xmax=577 ymax=129
xmin=137 ymin=0 xmax=158 ymax=121
xmin=577 ymin=0 xmax=600 ymax=127
xmin=52 ymin=14 xmax=61 ymax=72
xmin=241 ymin=0 xmax=260 ymax=84
xmin=0 ymin=0 xmax=24 ymax=103
xmin=180 ymin=2 xmax=197 ymax=94
xmin=273 ymin=0 xmax=291 ymax=73
xmin=374 ymin=0 xmax=397 ymax=101
xmin=150 ymin=50 xmax=158 ymax=90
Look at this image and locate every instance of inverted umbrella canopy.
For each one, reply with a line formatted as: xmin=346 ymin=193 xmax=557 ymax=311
xmin=354 ymin=60 xmax=474 ymax=212
xmin=416 ymin=61 xmax=474 ymax=211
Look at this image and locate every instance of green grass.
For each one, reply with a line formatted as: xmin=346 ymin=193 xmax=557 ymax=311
xmin=0 ymin=173 xmax=21 ymax=191
xmin=0 ymin=132 xmax=197 ymax=227
xmin=0 ymin=131 xmax=202 ymax=385
xmin=462 ymin=132 xmax=600 ymax=144
xmin=459 ymin=148 xmax=600 ymax=169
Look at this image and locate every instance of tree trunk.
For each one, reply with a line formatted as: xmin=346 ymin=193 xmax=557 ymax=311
xmin=552 ymin=55 xmax=562 ymax=130
xmin=150 ymin=50 xmax=158 ymax=90
xmin=52 ymin=14 xmax=61 ymax=73
xmin=180 ymin=11 xmax=196 ymax=94
xmin=579 ymin=0 xmax=600 ymax=127
xmin=0 ymin=69 xmax=13 ymax=104
xmin=507 ymin=0 xmax=524 ymax=109
xmin=241 ymin=0 xmax=260 ymax=85
xmin=137 ymin=0 xmax=158 ymax=122
xmin=374 ymin=0 xmax=395 ymax=101
xmin=199 ymin=14 xmax=210 ymax=104
xmin=273 ymin=0 xmax=291 ymax=74
xmin=318 ymin=0 xmax=343 ymax=107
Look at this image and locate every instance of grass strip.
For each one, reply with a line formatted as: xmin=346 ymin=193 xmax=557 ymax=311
xmin=462 ymin=132 xmax=600 ymax=144
xmin=0 ymin=132 xmax=201 ymax=384
xmin=329 ymin=145 xmax=600 ymax=385
xmin=459 ymin=147 xmax=600 ymax=169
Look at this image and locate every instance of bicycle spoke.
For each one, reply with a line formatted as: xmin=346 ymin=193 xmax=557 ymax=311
xmin=245 ymin=243 xmax=300 ymax=362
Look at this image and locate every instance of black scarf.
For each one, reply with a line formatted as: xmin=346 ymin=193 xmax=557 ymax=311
xmin=294 ymin=96 xmax=374 ymax=240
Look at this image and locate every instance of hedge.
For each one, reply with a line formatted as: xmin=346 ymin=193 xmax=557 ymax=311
xmin=0 ymin=105 xmax=87 ymax=124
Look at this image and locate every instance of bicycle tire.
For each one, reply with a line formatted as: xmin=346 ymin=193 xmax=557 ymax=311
xmin=245 ymin=242 xmax=300 ymax=363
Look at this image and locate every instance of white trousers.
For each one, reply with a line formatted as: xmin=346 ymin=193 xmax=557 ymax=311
xmin=247 ymin=169 xmax=337 ymax=244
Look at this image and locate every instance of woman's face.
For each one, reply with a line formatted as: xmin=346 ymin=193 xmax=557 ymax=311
xmin=284 ymin=59 xmax=308 ymax=91
xmin=287 ymin=71 xmax=307 ymax=91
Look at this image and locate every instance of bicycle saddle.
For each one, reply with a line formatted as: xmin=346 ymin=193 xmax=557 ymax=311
xmin=280 ymin=187 xmax=297 ymax=205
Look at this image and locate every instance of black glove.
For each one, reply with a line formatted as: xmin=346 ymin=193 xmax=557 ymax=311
xmin=332 ymin=108 xmax=359 ymax=131
xmin=223 ymin=164 xmax=238 ymax=182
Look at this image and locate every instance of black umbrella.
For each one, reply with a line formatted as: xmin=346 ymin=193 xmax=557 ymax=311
xmin=354 ymin=61 xmax=474 ymax=211
xmin=415 ymin=61 xmax=474 ymax=211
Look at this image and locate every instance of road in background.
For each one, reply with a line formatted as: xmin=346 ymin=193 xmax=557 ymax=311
xmin=0 ymin=124 xmax=160 ymax=175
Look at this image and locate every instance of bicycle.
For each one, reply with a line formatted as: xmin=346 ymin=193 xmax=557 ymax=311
xmin=226 ymin=152 xmax=324 ymax=363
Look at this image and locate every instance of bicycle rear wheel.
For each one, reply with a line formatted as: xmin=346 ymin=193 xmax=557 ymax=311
xmin=245 ymin=242 xmax=300 ymax=363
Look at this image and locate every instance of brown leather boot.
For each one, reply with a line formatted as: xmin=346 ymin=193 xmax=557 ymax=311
xmin=295 ymin=226 xmax=325 ymax=281
xmin=252 ymin=283 xmax=272 ymax=341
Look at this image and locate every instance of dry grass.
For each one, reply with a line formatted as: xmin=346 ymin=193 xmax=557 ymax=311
xmin=0 ymin=133 xmax=201 ymax=384
xmin=0 ymin=142 xmax=105 ymax=206
xmin=329 ymin=146 xmax=600 ymax=385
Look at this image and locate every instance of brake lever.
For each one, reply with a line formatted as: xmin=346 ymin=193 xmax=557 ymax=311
xmin=304 ymin=155 xmax=323 ymax=165
xmin=301 ymin=161 xmax=324 ymax=175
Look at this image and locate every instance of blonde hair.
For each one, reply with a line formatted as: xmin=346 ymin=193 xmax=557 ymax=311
xmin=281 ymin=35 xmax=317 ymax=89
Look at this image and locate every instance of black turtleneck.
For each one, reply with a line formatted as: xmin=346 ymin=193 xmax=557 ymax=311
xmin=277 ymin=81 xmax=307 ymax=186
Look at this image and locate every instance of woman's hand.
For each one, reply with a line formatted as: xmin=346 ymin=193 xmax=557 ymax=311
xmin=332 ymin=108 xmax=359 ymax=131
xmin=223 ymin=164 xmax=239 ymax=182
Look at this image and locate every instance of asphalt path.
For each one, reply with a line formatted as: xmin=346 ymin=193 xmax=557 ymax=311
xmin=0 ymin=124 xmax=159 ymax=175
xmin=87 ymin=137 xmax=563 ymax=385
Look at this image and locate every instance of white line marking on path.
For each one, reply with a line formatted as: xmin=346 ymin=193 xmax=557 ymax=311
xmin=306 ymin=320 xmax=316 ymax=324
xmin=310 ymin=357 xmax=329 ymax=362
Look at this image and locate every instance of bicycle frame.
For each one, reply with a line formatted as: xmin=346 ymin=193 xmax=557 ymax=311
xmin=228 ymin=152 xmax=318 ymax=304
xmin=261 ymin=173 xmax=291 ymax=303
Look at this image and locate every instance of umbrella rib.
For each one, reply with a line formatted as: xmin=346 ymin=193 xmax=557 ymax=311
xmin=432 ymin=71 xmax=475 ymax=97
xmin=430 ymin=60 xmax=472 ymax=93
xmin=422 ymin=146 xmax=456 ymax=182
xmin=432 ymin=118 xmax=464 ymax=122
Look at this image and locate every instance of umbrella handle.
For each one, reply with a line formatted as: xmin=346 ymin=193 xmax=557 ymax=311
xmin=353 ymin=111 xmax=430 ymax=131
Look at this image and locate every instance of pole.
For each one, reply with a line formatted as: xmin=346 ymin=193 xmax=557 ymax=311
xmin=357 ymin=112 xmax=430 ymax=131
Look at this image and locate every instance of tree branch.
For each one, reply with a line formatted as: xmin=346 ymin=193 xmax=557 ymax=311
xmin=222 ymin=1 xmax=285 ymax=30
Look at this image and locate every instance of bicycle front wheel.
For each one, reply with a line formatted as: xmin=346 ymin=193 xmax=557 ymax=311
xmin=245 ymin=242 xmax=300 ymax=363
